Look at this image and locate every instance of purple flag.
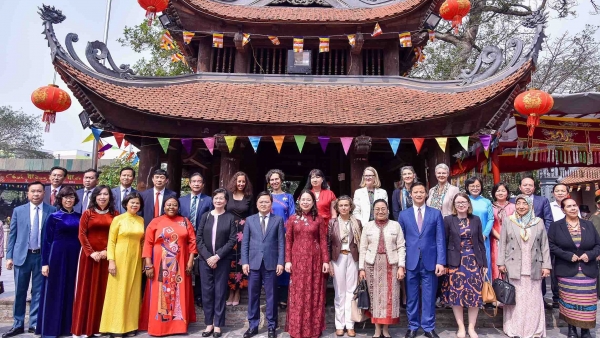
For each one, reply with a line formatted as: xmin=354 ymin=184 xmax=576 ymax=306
xmin=318 ymin=136 xmax=330 ymax=153
xmin=479 ymin=134 xmax=492 ymax=151
xmin=181 ymin=138 xmax=193 ymax=154
xmin=98 ymin=143 xmax=112 ymax=152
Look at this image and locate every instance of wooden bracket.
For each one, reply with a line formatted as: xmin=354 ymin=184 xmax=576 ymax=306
xmin=351 ymin=33 xmax=364 ymax=55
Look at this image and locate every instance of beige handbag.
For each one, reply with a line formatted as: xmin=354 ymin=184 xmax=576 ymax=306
xmin=351 ymin=298 xmax=368 ymax=322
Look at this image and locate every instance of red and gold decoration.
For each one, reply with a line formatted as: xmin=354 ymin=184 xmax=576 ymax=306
xmin=183 ymin=31 xmax=195 ymax=45
xmin=399 ymin=32 xmax=412 ymax=47
xmin=171 ymin=53 xmax=185 ymax=63
xmin=160 ymin=31 xmax=175 ymax=50
xmin=213 ymin=33 xmax=224 ymax=48
xmin=439 ymin=0 xmax=471 ymax=33
xmin=414 ymin=47 xmax=426 ymax=64
xmin=268 ymin=36 xmax=280 ymax=45
xmin=31 ymin=84 xmax=72 ymax=132
xmin=372 ymin=23 xmax=382 ymax=37
xmin=242 ymin=33 xmax=251 ymax=47
xmin=319 ymin=37 xmax=330 ymax=53
xmin=513 ymin=89 xmax=554 ymax=137
xmin=348 ymin=34 xmax=356 ymax=46
xmin=293 ymin=38 xmax=304 ymax=53
xmin=138 ymin=0 xmax=169 ymax=26
xmin=428 ymin=30 xmax=436 ymax=42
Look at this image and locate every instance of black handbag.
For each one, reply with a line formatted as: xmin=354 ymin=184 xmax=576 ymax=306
xmin=0 ymin=281 xmax=4 ymax=295
xmin=492 ymin=272 xmax=516 ymax=305
xmin=353 ymin=279 xmax=370 ymax=310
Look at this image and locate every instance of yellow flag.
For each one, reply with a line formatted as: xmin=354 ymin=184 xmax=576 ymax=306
xmin=82 ymin=133 xmax=95 ymax=143
xmin=435 ymin=137 xmax=447 ymax=152
xmin=224 ymin=136 xmax=237 ymax=153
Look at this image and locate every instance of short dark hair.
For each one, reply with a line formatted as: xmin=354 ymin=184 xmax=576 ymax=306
xmin=161 ymin=196 xmax=180 ymax=216
xmin=304 ymin=169 xmax=329 ymax=190
xmin=266 ymin=169 xmax=285 ymax=182
xmin=84 ymin=168 xmax=100 ymax=179
xmin=552 ymin=183 xmax=568 ymax=193
xmin=464 ymin=177 xmax=483 ymax=195
xmin=295 ymin=189 xmax=319 ymax=220
xmin=120 ymin=167 xmax=136 ymax=178
xmin=55 ymin=186 xmax=79 ymax=209
xmin=373 ymin=198 xmax=388 ymax=208
xmin=28 ymin=181 xmax=44 ymax=191
xmin=491 ymin=182 xmax=511 ymax=202
xmin=256 ymin=191 xmax=273 ymax=202
xmin=213 ymin=188 xmax=229 ymax=202
xmin=410 ymin=181 xmax=427 ymax=193
xmin=50 ymin=166 xmax=68 ymax=176
xmin=334 ymin=195 xmax=356 ymax=214
xmin=122 ymin=192 xmax=144 ymax=211
xmin=190 ymin=172 xmax=204 ymax=181
xmin=520 ymin=176 xmax=535 ymax=185
xmin=560 ymin=198 xmax=577 ymax=209
xmin=153 ymin=169 xmax=169 ymax=179
xmin=89 ymin=185 xmax=115 ymax=213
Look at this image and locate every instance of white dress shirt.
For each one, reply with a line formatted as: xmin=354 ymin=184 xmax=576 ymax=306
xmin=154 ymin=188 xmax=165 ymax=214
xmin=29 ymin=202 xmax=43 ymax=249
xmin=550 ymin=200 xmax=580 ymax=221
xmin=413 ymin=204 xmax=426 ymax=222
xmin=339 ymin=218 xmax=351 ymax=251
xmin=259 ymin=213 xmax=270 ymax=232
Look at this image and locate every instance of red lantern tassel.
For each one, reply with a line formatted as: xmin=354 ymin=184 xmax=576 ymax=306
xmin=452 ymin=16 xmax=462 ymax=33
xmin=42 ymin=110 xmax=56 ymax=132
xmin=145 ymin=8 xmax=156 ymax=26
xmin=526 ymin=114 xmax=540 ymax=137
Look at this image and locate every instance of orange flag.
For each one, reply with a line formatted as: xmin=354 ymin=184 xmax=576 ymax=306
xmin=272 ymin=136 xmax=285 ymax=153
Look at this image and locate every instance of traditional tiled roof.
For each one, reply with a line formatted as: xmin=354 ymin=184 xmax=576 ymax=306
xmin=561 ymin=168 xmax=600 ymax=185
xmin=56 ymin=59 xmax=531 ymax=126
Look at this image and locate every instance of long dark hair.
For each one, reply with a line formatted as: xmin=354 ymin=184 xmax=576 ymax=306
xmin=88 ymin=185 xmax=116 ymax=214
xmin=303 ymin=169 xmax=329 ymax=190
xmin=295 ymin=189 xmax=319 ymax=221
xmin=226 ymin=171 xmax=253 ymax=196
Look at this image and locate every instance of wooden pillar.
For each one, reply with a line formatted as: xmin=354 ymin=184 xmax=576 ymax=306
xmin=350 ymin=136 xmax=372 ymax=194
xmin=233 ymin=33 xmax=248 ymax=73
xmin=216 ymin=136 xmax=240 ymax=188
xmin=383 ymin=40 xmax=400 ymax=76
xmin=137 ymin=138 xmax=161 ymax=192
xmin=167 ymin=140 xmax=182 ymax=194
xmin=197 ymin=37 xmax=212 ymax=72
xmin=492 ymin=147 xmax=501 ymax=184
xmin=347 ymin=33 xmax=364 ymax=76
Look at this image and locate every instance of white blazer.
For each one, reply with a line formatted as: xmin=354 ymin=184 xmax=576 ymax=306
xmin=352 ymin=187 xmax=389 ymax=225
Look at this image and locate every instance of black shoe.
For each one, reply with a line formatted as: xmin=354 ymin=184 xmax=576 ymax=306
xmin=567 ymin=325 xmax=579 ymax=338
xmin=243 ymin=328 xmax=258 ymax=338
xmin=552 ymin=301 xmax=560 ymax=308
xmin=424 ymin=330 xmax=440 ymax=338
xmin=404 ymin=329 xmax=417 ymax=338
xmin=201 ymin=329 xmax=214 ymax=337
xmin=213 ymin=332 xmax=222 ymax=338
xmin=26 ymin=328 xmax=35 ymax=334
xmin=2 ymin=327 xmax=24 ymax=338
xmin=580 ymin=328 xmax=591 ymax=338
xmin=268 ymin=329 xmax=276 ymax=338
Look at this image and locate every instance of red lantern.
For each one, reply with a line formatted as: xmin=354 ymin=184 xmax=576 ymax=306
xmin=439 ymin=0 xmax=471 ymax=33
xmin=513 ymin=89 xmax=554 ymax=137
xmin=138 ymin=0 xmax=169 ymax=26
xmin=31 ymin=84 xmax=72 ymax=132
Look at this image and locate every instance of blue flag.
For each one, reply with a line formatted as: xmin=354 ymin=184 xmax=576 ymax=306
xmin=388 ymin=138 xmax=401 ymax=155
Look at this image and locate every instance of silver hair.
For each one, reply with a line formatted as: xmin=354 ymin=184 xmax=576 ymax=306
xmin=434 ymin=163 xmax=450 ymax=173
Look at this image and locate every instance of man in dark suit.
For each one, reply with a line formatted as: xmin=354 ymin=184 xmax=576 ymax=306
xmin=399 ymin=182 xmax=446 ymax=338
xmin=140 ymin=169 xmax=177 ymax=227
xmin=43 ymin=166 xmax=67 ymax=206
xmin=4 ymin=182 xmax=56 ymax=338
xmin=111 ymin=167 xmax=137 ymax=214
xmin=179 ymin=172 xmax=213 ymax=307
xmin=74 ymin=169 xmax=99 ymax=213
xmin=241 ymin=192 xmax=285 ymax=338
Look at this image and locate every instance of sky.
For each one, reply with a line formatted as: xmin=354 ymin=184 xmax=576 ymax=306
xmin=0 ymin=0 xmax=598 ymax=157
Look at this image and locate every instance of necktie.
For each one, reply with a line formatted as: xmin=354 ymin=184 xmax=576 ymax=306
xmin=417 ymin=207 xmax=423 ymax=233
xmin=190 ymin=196 xmax=198 ymax=226
xmin=31 ymin=206 xmax=40 ymax=249
xmin=51 ymin=189 xmax=57 ymax=205
xmin=154 ymin=191 xmax=160 ymax=217
xmin=121 ymin=189 xmax=128 ymax=212
xmin=82 ymin=190 xmax=90 ymax=210
xmin=261 ymin=215 xmax=267 ymax=236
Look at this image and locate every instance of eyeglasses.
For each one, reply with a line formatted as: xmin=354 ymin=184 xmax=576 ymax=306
xmin=63 ymin=196 xmax=76 ymax=201
xmin=455 ymin=201 xmax=469 ymax=206
xmin=374 ymin=208 xmax=388 ymax=212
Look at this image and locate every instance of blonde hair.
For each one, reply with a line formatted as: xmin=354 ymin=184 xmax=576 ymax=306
xmin=451 ymin=192 xmax=474 ymax=216
xmin=359 ymin=166 xmax=381 ymax=188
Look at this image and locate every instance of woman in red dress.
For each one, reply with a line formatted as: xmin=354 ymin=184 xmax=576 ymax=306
xmin=305 ymin=169 xmax=337 ymax=226
xmin=139 ymin=197 xmax=197 ymax=336
xmin=491 ymin=182 xmax=515 ymax=281
xmin=285 ymin=189 xmax=330 ymax=338
xmin=71 ymin=185 xmax=119 ymax=337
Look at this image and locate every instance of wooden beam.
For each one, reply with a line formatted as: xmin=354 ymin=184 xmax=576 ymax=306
xmin=137 ymin=138 xmax=162 ymax=192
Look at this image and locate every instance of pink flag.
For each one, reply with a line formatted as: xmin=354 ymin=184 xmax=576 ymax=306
xmin=479 ymin=134 xmax=492 ymax=151
xmin=340 ymin=137 xmax=353 ymax=155
xmin=318 ymin=136 xmax=330 ymax=153
xmin=203 ymin=137 xmax=215 ymax=155
xmin=181 ymin=138 xmax=193 ymax=154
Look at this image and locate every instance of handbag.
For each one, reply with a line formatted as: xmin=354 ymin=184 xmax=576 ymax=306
xmin=0 ymin=281 xmax=4 ymax=295
xmin=492 ymin=272 xmax=516 ymax=305
xmin=351 ymin=298 xmax=368 ymax=322
xmin=353 ymin=279 xmax=370 ymax=310
xmin=482 ymin=273 xmax=496 ymax=304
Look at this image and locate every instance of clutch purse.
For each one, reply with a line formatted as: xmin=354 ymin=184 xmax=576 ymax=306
xmin=492 ymin=272 xmax=516 ymax=305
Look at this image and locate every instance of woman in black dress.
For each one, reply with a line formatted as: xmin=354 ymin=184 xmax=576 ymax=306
xmin=225 ymin=171 xmax=254 ymax=306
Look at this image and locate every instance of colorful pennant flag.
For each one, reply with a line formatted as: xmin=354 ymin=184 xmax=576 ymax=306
xmin=224 ymin=136 xmax=236 ymax=153
xmin=399 ymin=32 xmax=412 ymax=47
xmin=268 ymin=36 xmax=280 ymax=45
xmin=479 ymin=134 xmax=492 ymax=151
xmin=294 ymin=135 xmax=306 ymax=153
xmin=248 ymin=136 xmax=261 ymax=153
xmin=132 ymin=155 xmax=139 ymax=166
xmin=318 ymin=136 xmax=330 ymax=153
xmin=414 ymin=47 xmax=426 ymax=63
xmin=413 ymin=138 xmax=425 ymax=154
xmin=319 ymin=37 xmax=330 ymax=53
xmin=456 ymin=136 xmax=469 ymax=151
xmin=293 ymin=38 xmax=304 ymax=53
xmin=484 ymin=150 xmax=490 ymax=158
xmin=97 ymin=140 xmax=105 ymax=159
xmin=158 ymin=138 xmax=170 ymax=154
xmin=110 ymin=145 xmax=119 ymax=150
xmin=98 ymin=143 xmax=113 ymax=152
xmin=118 ymin=150 xmax=127 ymax=158
xmin=203 ymin=137 xmax=215 ymax=155
xmin=124 ymin=140 xmax=130 ymax=148
xmin=428 ymin=29 xmax=435 ymax=42
xmin=388 ymin=138 xmax=401 ymax=155
xmin=126 ymin=151 xmax=135 ymax=161
xmin=348 ymin=34 xmax=356 ymax=47
xmin=113 ymin=132 xmax=125 ymax=148
xmin=272 ymin=136 xmax=285 ymax=153
xmin=213 ymin=33 xmax=224 ymax=48
xmin=160 ymin=31 xmax=175 ymax=50
xmin=340 ymin=137 xmax=353 ymax=155
xmin=372 ymin=23 xmax=382 ymax=37
xmin=181 ymin=138 xmax=192 ymax=154
xmin=82 ymin=133 xmax=95 ymax=143
xmin=183 ymin=31 xmax=195 ymax=45
xmin=242 ymin=33 xmax=251 ymax=47
xmin=435 ymin=137 xmax=447 ymax=152
xmin=171 ymin=53 xmax=185 ymax=63
xmin=91 ymin=127 xmax=102 ymax=141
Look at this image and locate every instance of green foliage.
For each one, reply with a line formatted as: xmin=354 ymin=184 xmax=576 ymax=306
xmin=0 ymin=106 xmax=53 ymax=159
xmin=98 ymin=158 xmax=138 ymax=189
xmin=117 ymin=20 xmax=192 ymax=77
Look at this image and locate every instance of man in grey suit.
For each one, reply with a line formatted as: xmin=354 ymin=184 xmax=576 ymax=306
xmin=43 ymin=166 xmax=67 ymax=206
xmin=241 ymin=191 xmax=285 ymax=338
xmin=112 ymin=167 xmax=137 ymax=214
xmin=4 ymin=182 xmax=56 ymax=337
xmin=75 ymin=169 xmax=99 ymax=213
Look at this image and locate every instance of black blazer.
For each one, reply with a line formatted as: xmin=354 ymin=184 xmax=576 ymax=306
xmin=548 ymin=218 xmax=600 ymax=278
xmin=443 ymin=214 xmax=487 ymax=268
xmin=196 ymin=211 xmax=237 ymax=261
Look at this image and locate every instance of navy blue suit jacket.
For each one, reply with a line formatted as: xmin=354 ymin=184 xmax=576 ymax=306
xmin=74 ymin=187 xmax=98 ymax=213
xmin=510 ymin=194 xmax=553 ymax=231
xmin=179 ymin=193 xmax=213 ymax=232
xmin=399 ymin=205 xmax=446 ymax=271
xmin=140 ymin=188 xmax=178 ymax=227
xmin=7 ymin=202 xmax=56 ymax=266
xmin=241 ymin=213 xmax=285 ymax=271
xmin=43 ymin=185 xmax=61 ymax=206
xmin=111 ymin=186 xmax=137 ymax=214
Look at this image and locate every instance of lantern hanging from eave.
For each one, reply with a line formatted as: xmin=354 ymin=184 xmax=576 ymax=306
xmin=439 ymin=0 xmax=471 ymax=33
xmin=138 ymin=0 xmax=169 ymax=26
xmin=31 ymin=84 xmax=72 ymax=132
xmin=514 ymin=89 xmax=554 ymax=137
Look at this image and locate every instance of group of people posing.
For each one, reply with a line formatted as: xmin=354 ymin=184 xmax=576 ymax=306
xmin=3 ymin=164 xmax=600 ymax=338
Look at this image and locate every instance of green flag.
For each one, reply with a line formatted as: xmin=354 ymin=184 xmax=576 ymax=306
xmin=456 ymin=136 xmax=469 ymax=151
xmin=294 ymin=135 xmax=306 ymax=153
xmin=158 ymin=138 xmax=170 ymax=154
